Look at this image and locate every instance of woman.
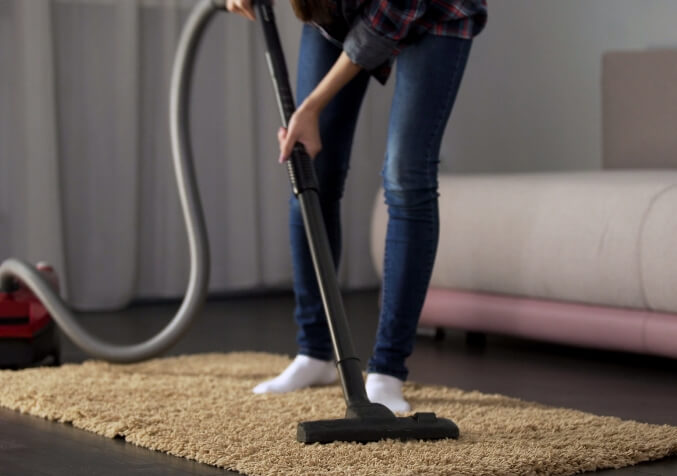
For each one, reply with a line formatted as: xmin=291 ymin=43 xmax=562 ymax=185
xmin=228 ymin=0 xmax=487 ymax=412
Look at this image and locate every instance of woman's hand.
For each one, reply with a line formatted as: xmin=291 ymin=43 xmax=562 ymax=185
xmin=278 ymin=52 xmax=361 ymax=163
xmin=226 ymin=0 xmax=256 ymax=21
xmin=278 ymin=103 xmax=322 ymax=163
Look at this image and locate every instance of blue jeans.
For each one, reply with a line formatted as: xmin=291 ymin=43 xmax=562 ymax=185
xmin=291 ymin=24 xmax=472 ymax=380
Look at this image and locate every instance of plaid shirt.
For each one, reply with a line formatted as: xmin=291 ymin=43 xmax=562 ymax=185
xmin=313 ymin=0 xmax=487 ymax=84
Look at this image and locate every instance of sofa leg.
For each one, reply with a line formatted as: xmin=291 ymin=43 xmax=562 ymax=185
xmin=465 ymin=331 xmax=487 ymax=348
xmin=433 ymin=327 xmax=446 ymax=341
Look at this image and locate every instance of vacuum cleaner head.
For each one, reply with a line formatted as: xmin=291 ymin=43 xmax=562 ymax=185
xmin=297 ymin=401 xmax=460 ymax=444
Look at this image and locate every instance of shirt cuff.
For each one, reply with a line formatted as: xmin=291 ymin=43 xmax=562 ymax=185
xmin=343 ymin=16 xmax=398 ymax=71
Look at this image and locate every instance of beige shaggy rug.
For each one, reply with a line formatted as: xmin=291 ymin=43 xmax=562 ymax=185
xmin=1 ymin=352 xmax=676 ymax=475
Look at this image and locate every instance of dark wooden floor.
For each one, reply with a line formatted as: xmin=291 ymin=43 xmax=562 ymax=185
xmin=1 ymin=290 xmax=676 ymax=475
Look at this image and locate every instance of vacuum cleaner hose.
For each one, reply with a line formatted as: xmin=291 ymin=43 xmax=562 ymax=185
xmin=0 ymin=0 xmax=224 ymax=363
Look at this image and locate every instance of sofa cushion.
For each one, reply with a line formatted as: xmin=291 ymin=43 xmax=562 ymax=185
xmin=370 ymin=171 xmax=677 ymax=313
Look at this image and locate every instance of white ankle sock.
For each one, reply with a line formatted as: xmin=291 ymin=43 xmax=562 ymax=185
xmin=365 ymin=373 xmax=411 ymax=413
xmin=252 ymin=354 xmax=337 ymax=394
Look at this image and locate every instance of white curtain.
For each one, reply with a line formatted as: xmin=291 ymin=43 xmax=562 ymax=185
xmin=0 ymin=0 xmax=391 ymax=310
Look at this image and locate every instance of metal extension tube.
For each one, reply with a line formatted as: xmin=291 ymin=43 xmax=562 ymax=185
xmin=0 ymin=0 xmax=223 ymax=363
xmin=254 ymin=0 xmax=372 ymax=410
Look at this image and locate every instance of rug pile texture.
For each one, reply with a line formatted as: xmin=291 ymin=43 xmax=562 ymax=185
xmin=1 ymin=352 xmax=676 ymax=475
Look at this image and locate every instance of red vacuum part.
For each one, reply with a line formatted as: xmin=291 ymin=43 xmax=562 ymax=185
xmin=0 ymin=263 xmax=61 ymax=367
xmin=0 ymin=263 xmax=58 ymax=338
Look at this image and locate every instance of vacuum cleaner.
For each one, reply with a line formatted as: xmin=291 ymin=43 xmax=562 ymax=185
xmin=0 ymin=0 xmax=460 ymax=444
xmin=0 ymin=263 xmax=60 ymax=368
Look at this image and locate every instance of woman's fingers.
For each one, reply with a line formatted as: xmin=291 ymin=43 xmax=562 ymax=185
xmin=278 ymin=127 xmax=294 ymax=163
xmin=278 ymin=136 xmax=321 ymax=163
xmin=226 ymin=0 xmax=256 ymax=20
xmin=277 ymin=109 xmax=322 ymax=163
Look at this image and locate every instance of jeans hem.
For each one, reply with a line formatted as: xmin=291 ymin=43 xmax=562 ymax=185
xmin=366 ymin=364 xmax=408 ymax=382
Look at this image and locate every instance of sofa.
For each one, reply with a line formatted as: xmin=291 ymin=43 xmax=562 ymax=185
xmin=369 ymin=50 xmax=677 ymax=359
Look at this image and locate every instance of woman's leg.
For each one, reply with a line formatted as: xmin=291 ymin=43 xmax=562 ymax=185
xmin=366 ymin=34 xmax=473 ymax=408
xmin=254 ymin=24 xmax=370 ymax=393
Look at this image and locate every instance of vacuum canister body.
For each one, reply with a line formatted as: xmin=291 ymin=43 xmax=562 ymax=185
xmin=0 ymin=264 xmax=60 ymax=368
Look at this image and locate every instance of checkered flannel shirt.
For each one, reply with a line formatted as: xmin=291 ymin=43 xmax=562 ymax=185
xmin=312 ymin=0 xmax=487 ymax=84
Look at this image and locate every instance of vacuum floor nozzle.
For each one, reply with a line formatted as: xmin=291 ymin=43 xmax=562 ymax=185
xmin=297 ymin=403 xmax=460 ymax=444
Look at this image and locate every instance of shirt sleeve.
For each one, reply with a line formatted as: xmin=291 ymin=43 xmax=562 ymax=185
xmin=343 ymin=0 xmax=428 ymax=71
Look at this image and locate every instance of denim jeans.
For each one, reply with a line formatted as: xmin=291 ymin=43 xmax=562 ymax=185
xmin=291 ymin=24 xmax=472 ymax=380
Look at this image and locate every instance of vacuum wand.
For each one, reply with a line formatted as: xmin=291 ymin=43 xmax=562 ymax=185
xmin=254 ymin=0 xmax=370 ymax=409
xmin=253 ymin=0 xmax=460 ymax=444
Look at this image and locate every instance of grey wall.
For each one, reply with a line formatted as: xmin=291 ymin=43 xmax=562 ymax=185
xmin=439 ymin=0 xmax=677 ymax=174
